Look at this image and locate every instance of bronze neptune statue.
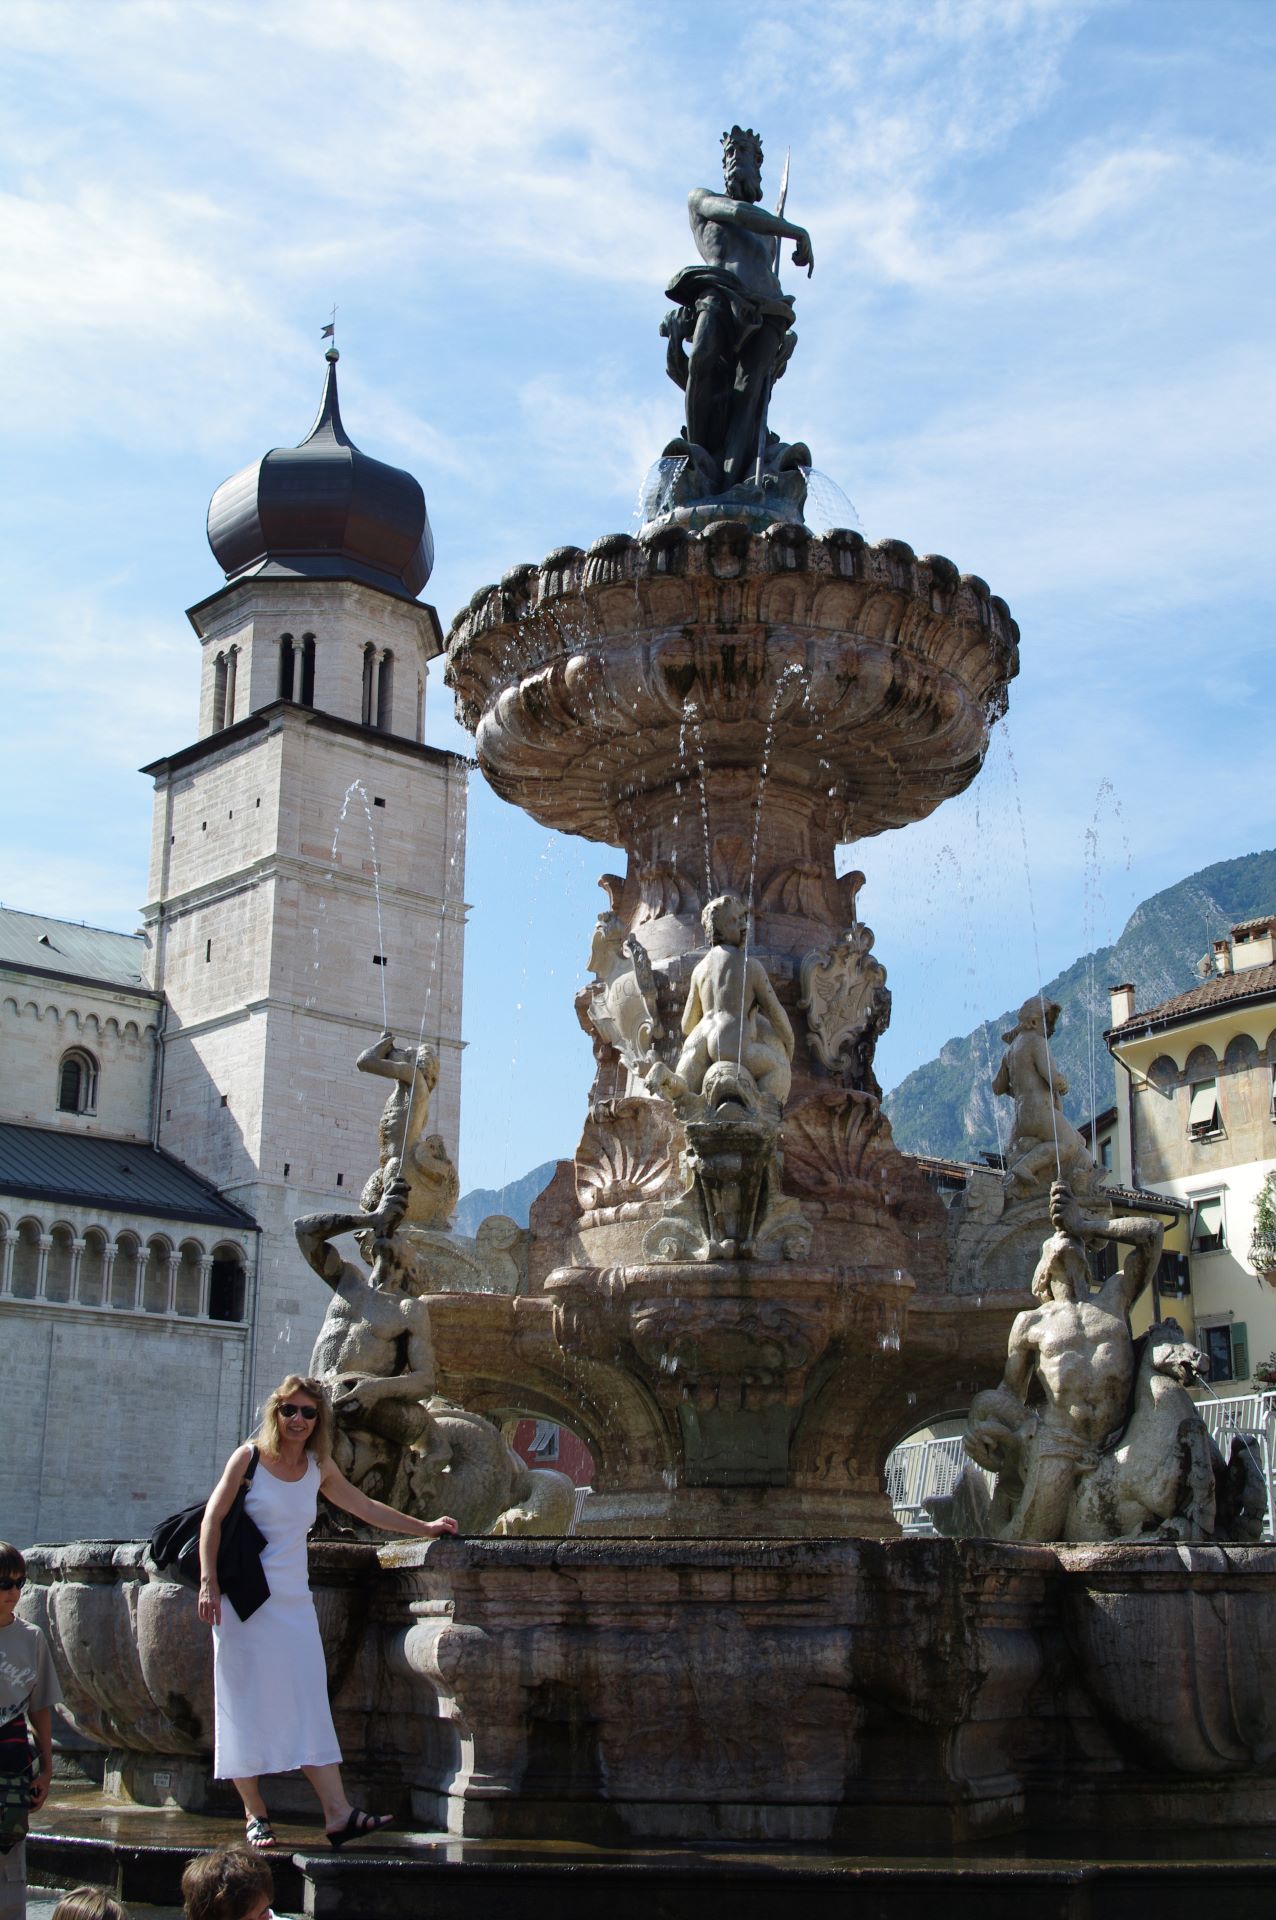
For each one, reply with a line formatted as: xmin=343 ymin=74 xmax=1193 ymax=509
xmin=660 ymin=126 xmax=814 ymax=521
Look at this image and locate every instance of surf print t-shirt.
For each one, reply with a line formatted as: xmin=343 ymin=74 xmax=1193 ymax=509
xmin=0 ymin=1619 xmax=60 ymax=1728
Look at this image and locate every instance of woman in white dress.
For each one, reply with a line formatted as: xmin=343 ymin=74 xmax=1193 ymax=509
xmin=197 ymin=1373 xmax=455 ymax=1852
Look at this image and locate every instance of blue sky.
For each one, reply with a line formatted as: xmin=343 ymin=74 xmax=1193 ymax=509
xmin=3 ymin=0 xmax=1274 ymax=1193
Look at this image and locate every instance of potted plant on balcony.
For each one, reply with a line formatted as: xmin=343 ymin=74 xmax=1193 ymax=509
xmin=1250 ymin=1171 xmax=1276 ymax=1284
xmin=1254 ymin=1352 xmax=1276 ymax=1389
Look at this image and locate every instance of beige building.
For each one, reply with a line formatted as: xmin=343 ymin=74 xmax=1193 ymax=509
xmin=2 ymin=351 xmax=469 ymax=1545
xmin=1106 ymin=914 xmax=1276 ymax=1388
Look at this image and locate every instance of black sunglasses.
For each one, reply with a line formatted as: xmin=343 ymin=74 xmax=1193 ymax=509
xmin=278 ymin=1403 xmax=319 ymax=1421
xmin=0 ymin=1578 xmax=25 ymax=1592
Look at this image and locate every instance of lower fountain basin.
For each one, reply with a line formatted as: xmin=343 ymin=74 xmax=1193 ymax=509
xmin=1057 ymin=1541 xmax=1276 ymax=1777
xmin=21 ymin=1537 xmax=1276 ymax=1846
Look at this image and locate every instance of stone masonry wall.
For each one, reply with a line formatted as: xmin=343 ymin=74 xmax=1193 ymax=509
xmin=0 ymin=977 xmax=159 ymax=1141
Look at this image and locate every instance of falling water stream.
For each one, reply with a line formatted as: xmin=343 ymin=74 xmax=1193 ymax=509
xmin=997 ymin=718 xmax=1062 ymax=1181
xmin=737 ymin=664 xmax=805 ymax=1073
xmin=678 ymin=700 xmax=715 ymax=902
xmin=932 ymin=842 xmax=1007 ymax=1165
xmin=323 ymin=778 xmax=390 ymax=1031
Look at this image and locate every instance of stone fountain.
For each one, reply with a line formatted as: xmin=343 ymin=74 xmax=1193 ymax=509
xmin=22 ymin=131 xmax=1276 ymax=1885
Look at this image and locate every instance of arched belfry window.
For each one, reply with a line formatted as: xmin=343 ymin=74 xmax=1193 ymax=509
xmin=212 ymin=652 xmax=229 ymax=730
xmin=57 ymin=1048 xmax=98 ymax=1115
xmin=376 ymin=649 xmax=394 ymax=731
xmin=361 ymin=644 xmax=376 ymax=727
xmin=223 ymin=644 xmax=238 ymax=724
xmin=300 ymin=633 xmax=316 ymax=707
xmin=278 ymin=633 xmax=296 ymax=701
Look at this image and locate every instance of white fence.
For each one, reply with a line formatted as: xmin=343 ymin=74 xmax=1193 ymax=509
xmin=884 ymin=1435 xmax=986 ymax=1534
xmin=885 ymin=1389 xmax=1276 ymax=1538
xmin=1195 ymin=1387 xmax=1276 ymax=1537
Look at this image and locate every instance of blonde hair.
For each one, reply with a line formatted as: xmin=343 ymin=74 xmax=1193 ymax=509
xmin=181 ymin=1846 xmax=273 ymax=1920
xmin=51 ymin=1893 xmax=130 ymax=1920
xmin=254 ymin=1374 xmax=333 ymax=1462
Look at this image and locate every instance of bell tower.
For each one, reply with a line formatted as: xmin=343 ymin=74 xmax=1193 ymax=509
xmin=141 ymin=348 xmax=468 ymax=1409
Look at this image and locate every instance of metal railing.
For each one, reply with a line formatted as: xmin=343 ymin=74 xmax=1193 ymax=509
xmin=885 ymin=1391 xmax=1276 ymax=1538
xmin=1194 ymin=1387 xmax=1276 ymax=1537
xmin=885 ymin=1435 xmax=985 ymax=1534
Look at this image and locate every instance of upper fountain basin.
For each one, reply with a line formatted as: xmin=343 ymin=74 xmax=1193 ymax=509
xmin=445 ymin=523 xmax=1019 ymax=845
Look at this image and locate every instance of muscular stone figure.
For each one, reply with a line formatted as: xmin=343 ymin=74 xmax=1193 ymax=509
xmin=299 ymin=1179 xmax=441 ymax=1506
xmin=667 ymin=893 xmax=794 ymax=1112
xmin=971 ymin=1181 xmax=1164 ymax=1541
xmin=662 ymin=126 xmax=814 ymax=495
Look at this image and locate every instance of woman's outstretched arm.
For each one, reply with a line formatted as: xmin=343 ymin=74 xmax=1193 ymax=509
xmin=318 ymin=1456 xmax=457 ymax=1538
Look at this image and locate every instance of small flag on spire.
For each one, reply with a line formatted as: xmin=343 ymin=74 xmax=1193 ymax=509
xmin=321 ymin=323 xmax=335 ymax=339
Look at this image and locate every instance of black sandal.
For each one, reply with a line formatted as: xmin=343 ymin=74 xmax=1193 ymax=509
xmin=326 ymin=1808 xmax=394 ymax=1850
xmin=245 ymin=1814 xmax=278 ymax=1851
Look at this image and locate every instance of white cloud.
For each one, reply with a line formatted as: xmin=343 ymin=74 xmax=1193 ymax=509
xmin=2 ymin=0 xmax=1274 ymax=1186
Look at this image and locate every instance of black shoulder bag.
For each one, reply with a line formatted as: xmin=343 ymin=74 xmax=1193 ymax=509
xmin=149 ymin=1446 xmax=270 ymax=1622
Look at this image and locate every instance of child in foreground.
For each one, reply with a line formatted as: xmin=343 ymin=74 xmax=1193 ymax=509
xmin=0 ymin=1542 xmax=60 ymax=1920
xmin=181 ymin=1846 xmax=274 ymax=1920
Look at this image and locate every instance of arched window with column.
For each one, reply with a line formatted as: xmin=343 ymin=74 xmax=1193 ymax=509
xmin=45 ymin=1224 xmax=76 ymax=1304
xmin=78 ymin=1227 xmax=109 ymax=1307
xmin=376 ymin=650 xmax=394 ymax=731
xmin=300 ymin=633 xmax=316 ymax=707
xmin=212 ymin=651 xmax=229 ymax=730
xmin=209 ymin=1243 xmax=248 ymax=1322
xmin=112 ymin=1232 xmax=141 ymax=1310
xmin=361 ymin=643 xmax=376 ymax=726
xmin=11 ymin=1220 xmax=42 ymax=1300
xmin=278 ymin=633 xmax=296 ymax=701
xmin=143 ymin=1235 xmax=173 ymax=1313
xmin=175 ymin=1239 xmax=205 ymax=1316
xmin=57 ymin=1048 xmax=98 ymax=1115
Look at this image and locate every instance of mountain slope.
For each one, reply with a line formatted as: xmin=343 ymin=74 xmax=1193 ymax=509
xmin=885 ymin=848 xmax=1276 ymax=1162
xmin=455 ymin=1158 xmax=560 ymax=1235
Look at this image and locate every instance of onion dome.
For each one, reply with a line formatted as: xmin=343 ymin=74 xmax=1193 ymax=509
xmin=206 ymin=349 xmax=433 ymax=601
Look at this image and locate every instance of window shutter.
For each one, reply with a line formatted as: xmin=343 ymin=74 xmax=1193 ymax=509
xmin=1189 ymin=1080 xmax=1220 ymax=1134
xmin=1232 ymin=1323 xmax=1250 ymax=1381
xmin=1191 ymin=1196 xmax=1225 ymax=1250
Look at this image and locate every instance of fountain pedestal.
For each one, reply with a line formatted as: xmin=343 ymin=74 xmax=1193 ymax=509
xmin=442 ymin=523 xmax=1021 ymax=1527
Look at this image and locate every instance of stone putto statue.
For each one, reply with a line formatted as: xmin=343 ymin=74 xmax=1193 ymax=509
xmin=651 ymin=892 xmax=795 ymax=1118
xmin=931 ymin=1183 xmax=1265 ymax=1543
xmin=660 ymin=126 xmax=814 ymax=514
xmin=642 ymin=894 xmax=809 ymax=1262
xmin=992 ymin=997 xmax=1099 ymax=1198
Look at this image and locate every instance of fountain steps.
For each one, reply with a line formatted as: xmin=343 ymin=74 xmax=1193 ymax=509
xmin=28 ymin=1795 xmax=1276 ymax=1920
